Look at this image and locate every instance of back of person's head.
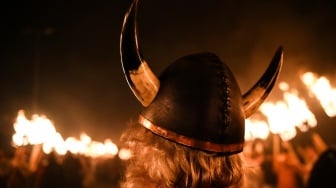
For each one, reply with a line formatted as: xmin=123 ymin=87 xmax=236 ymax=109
xmin=120 ymin=122 xmax=244 ymax=188
xmin=306 ymin=146 xmax=336 ymax=188
xmin=119 ymin=0 xmax=283 ymax=187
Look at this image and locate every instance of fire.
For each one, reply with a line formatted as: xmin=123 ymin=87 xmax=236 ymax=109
xmin=12 ymin=71 xmax=335 ymax=153
xmin=12 ymin=110 xmax=119 ymax=158
xmin=247 ymin=71 xmax=336 ymax=142
xmin=247 ymin=81 xmax=317 ymax=141
xmin=245 ymin=118 xmax=270 ymax=141
xmin=118 ymin=148 xmax=132 ymax=160
xmin=301 ymin=72 xmax=336 ymax=117
xmin=13 ymin=110 xmax=59 ymax=146
xmin=260 ymin=82 xmax=317 ymax=141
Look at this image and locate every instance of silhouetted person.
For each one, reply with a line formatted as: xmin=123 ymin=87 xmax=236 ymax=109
xmin=306 ymin=146 xmax=336 ymax=188
xmin=6 ymin=147 xmax=32 ymax=188
xmin=38 ymin=152 xmax=65 ymax=188
xmin=62 ymin=152 xmax=84 ymax=188
xmin=0 ymin=150 xmax=9 ymax=188
xmin=274 ymin=148 xmax=304 ymax=188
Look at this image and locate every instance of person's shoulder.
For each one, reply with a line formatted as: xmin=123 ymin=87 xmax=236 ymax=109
xmin=306 ymin=145 xmax=336 ymax=188
xmin=319 ymin=146 xmax=336 ymax=160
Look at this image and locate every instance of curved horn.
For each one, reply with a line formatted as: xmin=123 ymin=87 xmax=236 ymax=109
xmin=242 ymin=46 xmax=283 ymax=117
xmin=120 ymin=0 xmax=160 ymax=107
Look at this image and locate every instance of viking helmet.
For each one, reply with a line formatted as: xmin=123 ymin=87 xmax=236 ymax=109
xmin=120 ymin=0 xmax=283 ymax=154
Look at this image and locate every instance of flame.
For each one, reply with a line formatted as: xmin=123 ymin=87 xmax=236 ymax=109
xmin=118 ymin=148 xmax=132 ymax=160
xmin=301 ymin=72 xmax=336 ymax=117
xmin=13 ymin=71 xmax=334 ymax=153
xmin=245 ymin=119 xmax=269 ymax=141
xmin=13 ymin=110 xmax=59 ymax=146
xmin=259 ymin=82 xmax=317 ymax=141
xmin=247 ymin=81 xmax=317 ymax=141
xmin=12 ymin=110 xmax=119 ymax=158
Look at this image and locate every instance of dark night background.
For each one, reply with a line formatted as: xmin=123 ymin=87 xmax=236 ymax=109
xmin=1 ymin=0 xmax=336 ymax=151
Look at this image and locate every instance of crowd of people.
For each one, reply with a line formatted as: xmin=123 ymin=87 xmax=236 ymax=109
xmin=0 ymin=132 xmax=333 ymax=188
xmin=0 ymin=146 xmax=124 ymax=188
xmin=1 ymin=0 xmax=335 ymax=187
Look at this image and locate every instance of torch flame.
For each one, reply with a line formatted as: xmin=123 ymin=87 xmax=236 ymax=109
xmin=13 ymin=110 xmax=58 ymax=146
xmin=301 ymin=72 xmax=336 ymax=117
xmin=247 ymin=81 xmax=317 ymax=141
xmin=245 ymin=119 xmax=270 ymax=141
xmin=14 ymin=71 xmax=333 ymax=155
xmin=12 ymin=110 xmax=119 ymax=158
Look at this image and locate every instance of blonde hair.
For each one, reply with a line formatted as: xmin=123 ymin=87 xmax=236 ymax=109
xmin=119 ymin=121 xmax=244 ymax=188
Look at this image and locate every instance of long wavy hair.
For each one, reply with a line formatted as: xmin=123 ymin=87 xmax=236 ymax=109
xmin=119 ymin=120 xmax=245 ymax=188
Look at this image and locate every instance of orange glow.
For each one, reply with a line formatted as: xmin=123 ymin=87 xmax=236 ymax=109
xmin=260 ymin=101 xmax=295 ymax=141
xmin=118 ymin=148 xmax=132 ymax=160
xmin=258 ymin=82 xmax=317 ymax=141
xmin=12 ymin=110 xmax=118 ymax=158
xmin=13 ymin=110 xmax=59 ymax=146
xmin=245 ymin=119 xmax=270 ymax=141
xmin=301 ymin=72 xmax=336 ymax=117
xmin=13 ymin=71 xmax=334 ymax=153
xmin=247 ymin=81 xmax=317 ymax=141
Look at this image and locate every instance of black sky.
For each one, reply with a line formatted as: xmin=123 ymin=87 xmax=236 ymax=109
xmin=1 ymin=0 xmax=336 ymax=146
